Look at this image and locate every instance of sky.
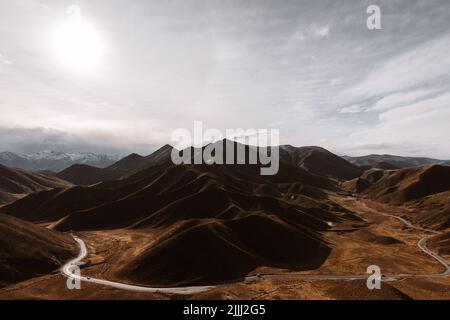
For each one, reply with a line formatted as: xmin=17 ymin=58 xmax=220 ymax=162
xmin=0 ymin=0 xmax=449 ymax=158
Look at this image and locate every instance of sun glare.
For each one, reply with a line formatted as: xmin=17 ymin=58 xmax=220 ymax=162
xmin=52 ymin=5 xmax=103 ymax=73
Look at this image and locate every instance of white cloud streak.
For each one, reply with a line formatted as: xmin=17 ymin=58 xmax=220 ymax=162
xmin=346 ymin=33 xmax=450 ymax=98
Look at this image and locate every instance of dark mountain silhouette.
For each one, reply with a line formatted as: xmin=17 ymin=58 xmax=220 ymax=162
xmin=55 ymin=164 xmax=123 ymax=186
xmin=280 ymin=145 xmax=362 ymax=180
xmin=142 ymin=144 xmax=174 ymax=167
xmin=106 ymin=153 xmax=147 ymax=172
xmin=105 ymin=145 xmax=174 ymax=177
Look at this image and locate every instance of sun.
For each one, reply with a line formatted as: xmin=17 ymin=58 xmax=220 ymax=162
xmin=52 ymin=5 xmax=103 ymax=73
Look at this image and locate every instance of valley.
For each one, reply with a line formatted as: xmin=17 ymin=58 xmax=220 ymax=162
xmin=0 ymin=141 xmax=449 ymax=300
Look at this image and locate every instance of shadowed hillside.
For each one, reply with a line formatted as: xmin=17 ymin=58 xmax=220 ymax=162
xmin=346 ymin=165 xmax=450 ymax=204
xmin=0 ymin=213 xmax=76 ymax=288
xmin=0 ymin=164 xmax=71 ymax=205
xmin=119 ymin=214 xmax=331 ymax=286
xmin=0 ymin=142 xmax=361 ymax=286
xmin=55 ymin=164 xmax=123 ymax=186
xmin=281 ymin=146 xmax=362 ymax=181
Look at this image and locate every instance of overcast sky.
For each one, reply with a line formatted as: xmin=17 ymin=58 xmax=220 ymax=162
xmin=0 ymin=0 xmax=449 ymax=157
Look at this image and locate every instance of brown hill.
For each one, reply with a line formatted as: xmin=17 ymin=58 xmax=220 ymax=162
xmin=55 ymin=164 xmax=123 ymax=186
xmin=280 ymin=145 xmax=362 ymax=181
xmin=359 ymin=162 xmax=399 ymax=170
xmin=406 ymin=191 xmax=450 ymax=230
xmin=106 ymin=153 xmax=147 ymax=172
xmin=0 ymin=164 xmax=71 ymax=205
xmin=1 ymin=150 xmax=357 ymax=285
xmin=362 ymin=165 xmax=450 ymax=204
xmin=103 ymin=145 xmax=174 ymax=178
xmin=5 ymin=161 xmax=340 ymax=229
xmin=142 ymin=144 xmax=173 ymax=167
xmin=119 ymin=213 xmax=331 ymax=286
xmin=344 ymin=165 xmax=450 ymax=203
xmin=2 ymin=140 xmax=344 ymax=225
xmin=0 ymin=213 xmax=76 ymax=288
xmin=343 ymin=165 xmax=450 ymax=230
xmin=428 ymin=231 xmax=450 ymax=255
xmin=342 ymin=169 xmax=385 ymax=193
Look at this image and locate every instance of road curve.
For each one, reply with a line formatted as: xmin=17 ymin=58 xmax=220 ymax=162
xmin=62 ymin=201 xmax=450 ymax=294
xmin=62 ymin=236 xmax=214 ymax=294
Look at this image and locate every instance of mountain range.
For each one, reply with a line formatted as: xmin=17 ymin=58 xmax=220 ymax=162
xmin=1 ymin=140 xmax=450 ymax=297
xmin=343 ymin=154 xmax=450 ymax=170
xmin=0 ymin=150 xmax=121 ymax=172
xmin=1 ymin=141 xmax=355 ymax=285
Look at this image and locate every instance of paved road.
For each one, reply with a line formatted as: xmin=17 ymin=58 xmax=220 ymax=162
xmin=62 ymin=236 xmax=214 ymax=294
xmin=359 ymin=201 xmax=450 ymax=279
xmin=62 ymin=200 xmax=450 ymax=294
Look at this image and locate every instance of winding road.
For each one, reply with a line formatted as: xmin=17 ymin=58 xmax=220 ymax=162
xmin=62 ymin=199 xmax=450 ymax=294
xmin=62 ymin=236 xmax=214 ymax=294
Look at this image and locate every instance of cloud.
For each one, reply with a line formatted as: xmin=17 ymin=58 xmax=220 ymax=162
xmin=345 ymin=92 xmax=450 ymax=158
xmin=346 ymin=33 xmax=450 ymax=97
xmin=0 ymin=126 xmax=157 ymax=155
xmin=378 ymin=91 xmax=450 ymax=124
xmin=1 ymin=1 xmax=449 ymax=158
xmin=292 ymin=31 xmax=305 ymax=41
xmin=371 ymin=89 xmax=439 ymax=111
xmin=335 ymin=30 xmax=450 ymax=158
xmin=338 ymin=104 xmax=365 ymax=114
xmin=312 ymin=25 xmax=330 ymax=38
xmin=0 ymin=53 xmax=12 ymax=66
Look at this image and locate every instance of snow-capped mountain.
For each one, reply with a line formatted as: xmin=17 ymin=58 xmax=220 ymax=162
xmin=0 ymin=150 xmax=121 ymax=172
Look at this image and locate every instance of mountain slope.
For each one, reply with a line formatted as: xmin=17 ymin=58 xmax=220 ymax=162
xmin=281 ymin=145 xmax=362 ymax=180
xmin=119 ymin=213 xmax=331 ymax=286
xmin=55 ymin=164 xmax=123 ymax=186
xmin=0 ymin=164 xmax=72 ymax=205
xmin=344 ymin=165 xmax=450 ymax=203
xmin=343 ymin=165 xmax=450 ymax=230
xmin=0 ymin=146 xmax=358 ymax=285
xmin=0 ymin=213 xmax=76 ymax=288
xmin=142 ymin=144 xmax=173 ymax=167
xmin=104 ymin=145 xmax=174 ymax=178
xmin=106 ymin=153 xmax=147 ymax=172
xmin=362 ymin=165 xmax=450 ymax=204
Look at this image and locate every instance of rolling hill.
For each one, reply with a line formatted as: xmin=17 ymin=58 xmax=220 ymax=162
xmin=355 ymin=165 xmax=450 ymax=204
xmin=280 ymin=145 xmax=362 ymax=180
xmin=106 ymin=145 xmax=174 ymax=176
xmin=55 ymin=164 xmax=123 ymax=186
xmin=0 ymin=164 xmax=72 ymax=205
xmin=106 ymin=153 xmax=147 ymax=172
xmin=344 ymin=165 xmax=450 ymax=229
xmin=0 ymin=213 xmax=76 ymax=288
xmin=0 ymin=141 xmax=361 ymax=285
